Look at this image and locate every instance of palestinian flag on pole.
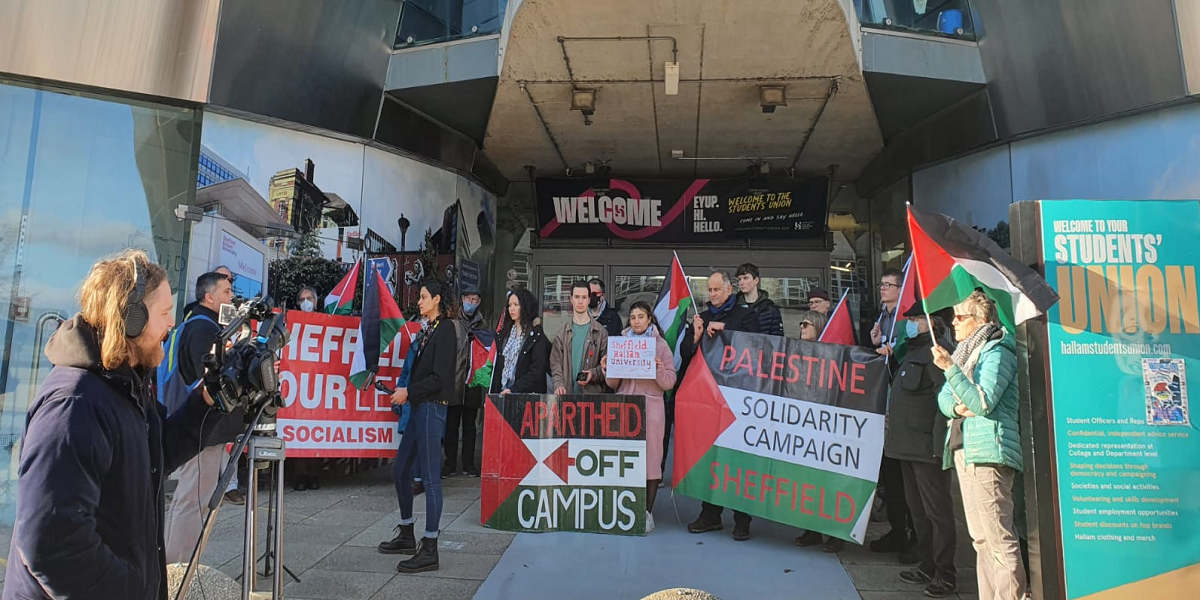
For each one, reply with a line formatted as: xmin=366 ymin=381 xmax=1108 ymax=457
xmin=907 ymin=204 xmax=1058 ymax=331
xmin=887 ymin=255 xmax=919 ymax=359
xmin=654 ymin=252 xmax=695 ymax=370
xmin=325 ymin=259 xmax=361 ymax=315
xmin=349 ymin=264 xmax=407 ymax=389
xmin=818 ymin=289 xmax=856 ymax=345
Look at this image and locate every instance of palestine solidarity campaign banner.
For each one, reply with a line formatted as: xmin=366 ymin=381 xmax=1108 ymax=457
xmin=673 ymin=331 xmax=889 ymax=543
xmin=481 ymin=394 xmax=647 ymax=535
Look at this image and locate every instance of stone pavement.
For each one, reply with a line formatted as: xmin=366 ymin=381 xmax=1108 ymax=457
xmin=0 ymin=464 xmax=983 ymax=600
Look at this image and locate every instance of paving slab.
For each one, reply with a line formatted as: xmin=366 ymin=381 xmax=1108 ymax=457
xmin=283 ymin=568 xmax=394 ymax=600
xmin=472 ymin=490 xmax=860 ymax=600
xmin=371 ymin=574 xmax=482 ymax=600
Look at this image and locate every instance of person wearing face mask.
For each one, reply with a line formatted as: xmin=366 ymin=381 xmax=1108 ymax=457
xmin=290 ymin=286 xmax=323 ymax=491
xmin=444 ymin=287 xmax=489 ymax=477
xmin=885 ymin=302 xmax=958 ymax=598
xmin=297 ymin=286 xmax=318 ymax=312
xmin=587 ymin=278 xmax=623 ymax=337
xmin=600 ymin=301 xmax=677 ymax=532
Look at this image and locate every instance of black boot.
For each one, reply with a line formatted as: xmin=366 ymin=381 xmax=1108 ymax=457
xmin=396 ymin=537 xmax=439 ymax=573
xmin=377 ymin=524 xmax=416 ymax=555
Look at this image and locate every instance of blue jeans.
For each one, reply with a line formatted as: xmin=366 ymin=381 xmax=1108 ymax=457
xmin=393 ymin=401 xmax=446 ymax=537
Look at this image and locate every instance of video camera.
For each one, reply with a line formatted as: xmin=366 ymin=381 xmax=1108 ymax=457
xmin=204 ymin=296 xmax=289 ymax=425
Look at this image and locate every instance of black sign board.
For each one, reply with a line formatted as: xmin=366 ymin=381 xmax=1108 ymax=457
xmin=535 ymin=176 xmax=827 ymax=242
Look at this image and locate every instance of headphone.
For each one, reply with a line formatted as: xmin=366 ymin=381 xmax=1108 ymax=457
xmin=124 ymin=258 xmax=149 ymax=338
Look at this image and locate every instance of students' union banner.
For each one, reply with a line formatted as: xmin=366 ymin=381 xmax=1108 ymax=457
xmin=672 ymin=330 xmax=889 ymax=543
xmin=480 ymin=394 xmax=647 ymax=535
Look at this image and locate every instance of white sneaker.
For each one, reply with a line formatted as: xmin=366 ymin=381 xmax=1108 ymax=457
xmin=645 ymin=511 xmax=655 ymax=533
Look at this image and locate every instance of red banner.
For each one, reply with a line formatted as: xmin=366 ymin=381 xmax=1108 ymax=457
xmin=277 ymin=310 xmax=406 ymax=457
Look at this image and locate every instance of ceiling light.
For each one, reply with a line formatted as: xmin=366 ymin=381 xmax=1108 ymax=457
xmin=664 ymin=62 xmax=680 ymax=96
xmin=671 ymin=149 xmax=685 ymax=159
xmin=571 ymin=88 xmax=596 ymax=115
xmin=759 ymin=85 xmax=787 ymax=113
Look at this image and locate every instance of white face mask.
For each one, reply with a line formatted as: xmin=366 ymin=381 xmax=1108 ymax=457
xmin=300 ymin=299 xmax=315 ymax=312
xmin=906 ymin=320 xmax=920 ymax=338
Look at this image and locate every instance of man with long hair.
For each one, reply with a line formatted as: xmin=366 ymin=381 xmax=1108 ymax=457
xmin=4 ymin=250 xmax=220 ymax=600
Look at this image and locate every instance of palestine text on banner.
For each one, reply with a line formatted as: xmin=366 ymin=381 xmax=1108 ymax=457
xmin=276 ymin=310 xmax=406 ymax=458
xmin=672 ymin=330 xmax=889 ymax=543
xmin=481 ymin=394 xmax=647 ymax=535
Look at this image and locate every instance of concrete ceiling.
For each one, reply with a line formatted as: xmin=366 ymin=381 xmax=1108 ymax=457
xmin=483 ymin=0 xmax=884 ymax=181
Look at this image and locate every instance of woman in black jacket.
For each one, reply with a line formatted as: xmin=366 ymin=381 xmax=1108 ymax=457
xmin=491 ymin=287 xmax=550 ymax=394
xmin=386 ymin=280 xmax=457 ymax=573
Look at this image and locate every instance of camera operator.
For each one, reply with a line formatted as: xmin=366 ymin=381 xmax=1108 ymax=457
xmin=3 ymin=250 xmax=222 ymax=600
xmin=162 ymin=271 xmax=245 ymax=563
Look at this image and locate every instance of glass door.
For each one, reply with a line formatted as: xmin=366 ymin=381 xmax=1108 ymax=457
xmin=536 ymin=265 xmax=602 ymax=336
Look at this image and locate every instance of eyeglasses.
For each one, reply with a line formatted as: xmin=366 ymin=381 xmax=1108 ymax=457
xmin=879 ymin=282 xmax=899 ymax=289
xmin=800 ymin=321 xmax=814 ymax=328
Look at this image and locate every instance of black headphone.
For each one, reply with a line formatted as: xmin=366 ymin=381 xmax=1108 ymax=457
xmin=124 ymin=258 xmax=149 ymax=338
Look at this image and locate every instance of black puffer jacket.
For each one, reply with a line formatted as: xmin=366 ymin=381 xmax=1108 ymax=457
xmin=883 ymin=335 xmax=948 ymax=464
xmin=736 ymin=290 xmax=784 ymax=336
xmin=4 ymin=316 xmax=214 ymax=600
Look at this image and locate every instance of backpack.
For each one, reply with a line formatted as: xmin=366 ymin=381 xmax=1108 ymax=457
xmin=156 ymin=313 xmax=216 ymax=416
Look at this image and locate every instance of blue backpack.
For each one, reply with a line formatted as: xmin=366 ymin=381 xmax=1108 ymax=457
xmin=156 ymin=313 xmax=216 ymax=416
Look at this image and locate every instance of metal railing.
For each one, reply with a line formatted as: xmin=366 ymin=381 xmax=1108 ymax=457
xmin=856 ymin=0 xmax=976 ymax=40
xmin=394 ymin=0 xmax=508 ymax=48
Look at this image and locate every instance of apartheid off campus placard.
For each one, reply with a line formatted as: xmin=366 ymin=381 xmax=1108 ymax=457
xmin=275 ymin=310 xmax=408 ymax=458
xmin=672 ymin=330 xmax=889 ymax=543
xmin=480 ymin=394 xmax=647 ymax=535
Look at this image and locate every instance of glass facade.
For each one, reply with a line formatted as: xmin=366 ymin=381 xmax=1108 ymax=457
xmin=0 ymin=79 xmax=200 ymax=524
xmin=856 ymin=0 xmax=976 ymax=40
xmin=395 ymin=0 xmax=508 ymax=47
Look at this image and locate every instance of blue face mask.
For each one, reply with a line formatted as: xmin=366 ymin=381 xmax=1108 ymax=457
xmin=906 ymin=320 xmax=920 ymax=338
xmin=462 ymin=300 xmax=480 ymax=314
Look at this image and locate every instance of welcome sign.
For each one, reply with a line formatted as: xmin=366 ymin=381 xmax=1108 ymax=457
xmin=672 ymin=331 xmax=889 ymax=543
xmin=480 ymin=394 xmax=647 ymax=535
xmin=1040 ymin=200 xmax=1200 ymax=599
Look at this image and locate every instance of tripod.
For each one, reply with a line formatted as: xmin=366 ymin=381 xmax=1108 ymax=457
xmin=176 ymin=402 xmax=297 ymax=600
xmin=236 ymin=436 xmax=297 ymax=585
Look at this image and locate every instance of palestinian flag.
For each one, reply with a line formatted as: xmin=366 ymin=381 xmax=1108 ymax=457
xmin=907 ymin=204 xmax=1058 ymax=331
xmin=819 ymin=289 xmax=856 ymax=345
xmin=887 ymin=255 xmax=919 ymax=359
xmin=349 ymin=265 xmax=407 ymax=389
xmin=325 ymin=259 xmax=361 ymax=315
xmin=654 ymin=252 xmax=694 ymax=370
xmin=468 ymin=335 xmax=496 ymax=389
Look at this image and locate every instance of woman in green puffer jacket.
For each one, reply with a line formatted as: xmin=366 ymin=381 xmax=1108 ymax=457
xmin=931 ymin=290 xmax=1026 ymax=600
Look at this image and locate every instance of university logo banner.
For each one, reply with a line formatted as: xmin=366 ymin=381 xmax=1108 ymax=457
xmin=276 ymin=310 xmax=407 ymax=457
xmin=480 ymin=394 xmax=647 ymax=535
xmin=672 ymin=331 xmax=889 ymax=543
